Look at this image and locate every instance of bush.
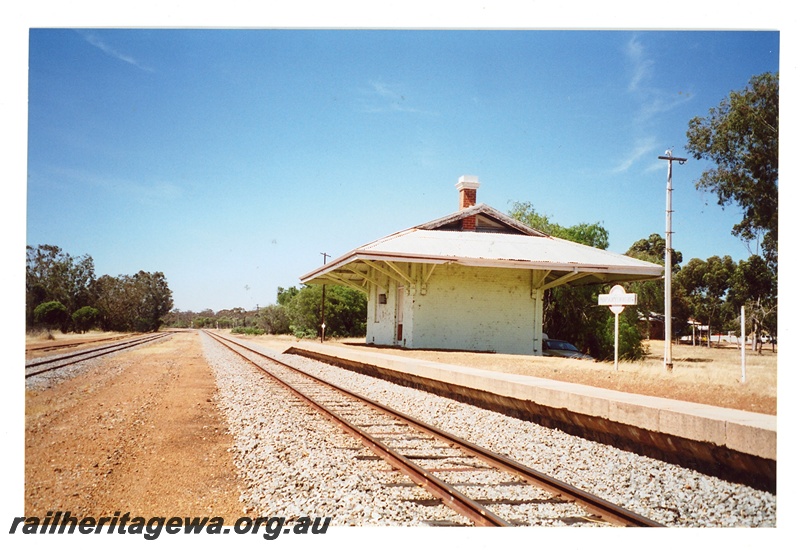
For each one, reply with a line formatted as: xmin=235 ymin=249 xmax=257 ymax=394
xmin=33 ymin=301 xmax=69 ymax=333
xmin=290 ymin=325 xmax=319 ymax=339
xmin=231 ymin=326 xmax=265 ymax=336
xmin=281 ymin=285 xmax=367 ymax=339
xmin=259 ymin=304 xmax=290 ymax=334
xmin=597 ymin=310 xmax=645 ymax=361
xmin=72 ymin=306 xmax=99 ymax=333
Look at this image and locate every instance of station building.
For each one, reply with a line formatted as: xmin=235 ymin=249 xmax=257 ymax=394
xmin=300 ymin=176 xmax=663 ymax=355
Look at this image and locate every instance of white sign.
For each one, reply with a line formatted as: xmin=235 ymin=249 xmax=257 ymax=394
xmin=598 ymin=285 xmax=637 ymax=371
xmin=599 ymin=285 xmax=638 ymax=310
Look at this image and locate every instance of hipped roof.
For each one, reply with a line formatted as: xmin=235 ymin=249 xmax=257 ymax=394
xmin=300 ymin=203 xmax=663 ymax=291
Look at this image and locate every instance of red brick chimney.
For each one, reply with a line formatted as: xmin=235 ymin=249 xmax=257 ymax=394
xmin=456 ymin=175 xmax=480 ymax=230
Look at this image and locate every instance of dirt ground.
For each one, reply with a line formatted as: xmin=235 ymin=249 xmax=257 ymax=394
xmin=25 ymin=331 xmax=245 ymax=519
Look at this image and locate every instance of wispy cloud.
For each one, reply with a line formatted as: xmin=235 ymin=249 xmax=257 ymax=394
xmin=625 ymin=35 xmax=694 ymax=122
xmin=358 ymin=80 xmax=436 ymax=115
xmin=625 ymin=35 xmax=656 ymax=95
xmin=612 ymin=35 xmax=693 ymax=174
xmin=51 ymin=167 xmax=182 ymax=204
xmin=612 ymin=135 xmax=657 ymax=174
xmin=76 ymin=30 xmax=154 ymax=72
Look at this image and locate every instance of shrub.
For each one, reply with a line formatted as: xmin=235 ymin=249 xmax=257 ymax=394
xmin=597 ymin=310 xmax=645 ymax=361
xmin=72 ymin=306 xmax=100 ymax=333
xmin=290 ymin=324 xmax=319 ymax=339
xmin=231 ymin=326 xmax=265 ymax=336
xmin=33 ymin=301 xmax=69 ymax=333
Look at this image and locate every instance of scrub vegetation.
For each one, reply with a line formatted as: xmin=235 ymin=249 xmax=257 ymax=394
xmin=167 ymin=285 xmax=367 ymax=340
xmin=26 ymin=244 xmax=174 ymax=334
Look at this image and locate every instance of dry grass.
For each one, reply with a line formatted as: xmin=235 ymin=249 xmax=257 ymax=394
xmin=244 ymin=334 xmax=777 ymax=416
xmin=25 ymin=330 xmax=125 ymax=344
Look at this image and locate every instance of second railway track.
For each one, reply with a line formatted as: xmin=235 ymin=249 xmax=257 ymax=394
xmin=25 ymin=332 xmax=170 ymax=378
xmin=204 ymin=330 xmax=662 ymax=527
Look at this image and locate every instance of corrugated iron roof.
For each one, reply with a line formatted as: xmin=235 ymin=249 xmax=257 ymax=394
xmin=301 ymin=218 xmax=663 ymax=287
xmin=361 ymin=228 xmax=655 ymax=268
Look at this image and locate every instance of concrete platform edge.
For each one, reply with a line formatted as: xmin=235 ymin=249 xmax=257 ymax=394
xmin=286 ymin=341 xmax=776 ymax=463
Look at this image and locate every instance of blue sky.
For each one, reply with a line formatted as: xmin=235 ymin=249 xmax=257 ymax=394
xmin=19 ymin=17 xmax=783 ymax=314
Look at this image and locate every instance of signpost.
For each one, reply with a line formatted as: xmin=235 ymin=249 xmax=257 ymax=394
xmin=599 ymin=285 xmax=637 ymax=371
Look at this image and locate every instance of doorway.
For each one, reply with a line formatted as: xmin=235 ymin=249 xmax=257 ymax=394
xmin=395 ymin=286 xmax=404 ymax=344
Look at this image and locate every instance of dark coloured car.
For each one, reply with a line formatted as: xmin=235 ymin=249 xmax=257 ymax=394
xmin=542 ymin=339 xmax=593 ymax=360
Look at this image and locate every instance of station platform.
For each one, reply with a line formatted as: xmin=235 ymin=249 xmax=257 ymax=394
xmin=283 ymin=340 xmax=777 ymax=493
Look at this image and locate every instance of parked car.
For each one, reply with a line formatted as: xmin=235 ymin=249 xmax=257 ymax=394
xmin=542 ymin=339 xmax=593 ymax=360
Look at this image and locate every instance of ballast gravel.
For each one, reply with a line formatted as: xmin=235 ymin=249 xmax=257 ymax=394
xmin=201 ymin=333 xmax=776 ymax=527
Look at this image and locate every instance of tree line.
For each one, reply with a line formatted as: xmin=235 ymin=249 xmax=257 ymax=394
xmin=164 ymin=284 xmax=367 ymax=339
xmin=26 ymin=244 xmax=174 ymax=334
xmin=506 ymin=205 xmax=771 ymax=360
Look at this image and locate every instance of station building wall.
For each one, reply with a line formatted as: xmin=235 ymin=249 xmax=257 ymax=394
xmin=365 ymin=263 xmax=537 ymax=355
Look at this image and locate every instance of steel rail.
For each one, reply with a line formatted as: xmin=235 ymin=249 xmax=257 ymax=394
xmin=206 ymin=330 xmax=662 ymax=527
xmin=26 ymin=334 xmax=135 ymax=354
xmin=205 ymin=330 xmax=508 ymax=526
xmin=25 ymin=333 xmax=169 ymax=378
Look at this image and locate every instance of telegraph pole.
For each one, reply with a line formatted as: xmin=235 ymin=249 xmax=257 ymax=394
xmin=320 ymin=252 xmax=330 ymax=342
xmin=658 ymin=150 xmax=687 ymax=370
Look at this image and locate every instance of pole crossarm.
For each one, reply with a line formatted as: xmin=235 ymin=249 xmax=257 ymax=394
xmin=657 ymin=154 xmax=688 ymax=163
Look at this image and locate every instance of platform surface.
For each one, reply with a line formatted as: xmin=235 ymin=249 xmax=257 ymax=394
xmin=286 ymin=341 xmax=777 ymax=461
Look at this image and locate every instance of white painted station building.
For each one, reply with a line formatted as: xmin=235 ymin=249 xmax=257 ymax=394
xmin=300 ymin=176 xmax=663 ymax=355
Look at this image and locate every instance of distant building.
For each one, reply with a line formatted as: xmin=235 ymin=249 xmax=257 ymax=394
xmin=301 ymin=176 xmax=663 ymax=355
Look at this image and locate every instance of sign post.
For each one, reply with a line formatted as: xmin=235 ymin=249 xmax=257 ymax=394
xmin=740 ymin=305 xmax=746 ymax=383
xmin=598 ymin=285 xmax=637 ymax=371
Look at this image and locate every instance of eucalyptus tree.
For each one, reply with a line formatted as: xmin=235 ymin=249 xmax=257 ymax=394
xmin=26 ymin=244 xmax=95 ymax=329
xmin=508 ymin=201 xmax=643 ymax=359
xmin=92 ymin=271 xmax=173 ymax=332
xmin=675 ymin=256 xmax=736 ymax=347
xmin=625 ymin=234 xmax=685 ymax=340
xmin=728 ymin=255 xmax=777 ymax=350
xmin=686 ymin=72 xmax=778 ymax=267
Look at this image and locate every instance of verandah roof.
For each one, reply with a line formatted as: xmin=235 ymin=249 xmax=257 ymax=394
xmin=300 ymin=204 xmax=663 ymax=293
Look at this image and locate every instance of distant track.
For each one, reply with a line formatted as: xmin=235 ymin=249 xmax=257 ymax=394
xmin=205 ymin=330 xmax=662 ymax=527
xmin=26 ymin=334 xmax=135 ymax=355
xmin=25 ymin=333 xmax=170 ymax=378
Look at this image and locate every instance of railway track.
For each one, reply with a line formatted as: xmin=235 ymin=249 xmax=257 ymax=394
xmin=25 ymin=334 xmax=135 ymax=355
xmin=25 ymin=332 xmax=170 ymax=378
xmin=204 ymin=330 xmax=662 ymax=527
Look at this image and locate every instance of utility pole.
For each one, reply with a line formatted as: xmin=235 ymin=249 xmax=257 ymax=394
xmin=658 ymin=150 xmax=687 ymax=371
xmin=320 ymin=252 xmax=330 ymax=342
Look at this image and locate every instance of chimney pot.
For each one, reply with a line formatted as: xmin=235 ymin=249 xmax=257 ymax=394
xmin=456 ymin=175 xmax=480 ymax=210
